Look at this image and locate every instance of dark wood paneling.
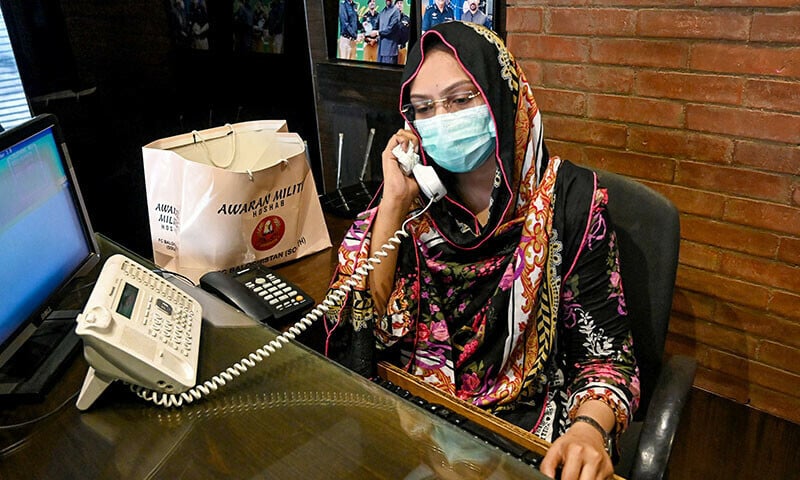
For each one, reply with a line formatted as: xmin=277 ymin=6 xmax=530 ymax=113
xmin=315 ymin=62 xmax=403 ymax=189
xmin=304 ymin=0 xmax=406 ymax=193
xmin=316 ymin=62 xmax=402 ymax=107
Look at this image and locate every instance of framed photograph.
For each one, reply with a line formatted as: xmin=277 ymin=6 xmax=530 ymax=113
xmin=166 ymin=0 xmax=212 ymax=50
xmin=232 ymin=0 xmax=286 ymax=54
xmin=420 ymin=0 xmax=496 ymax=34
xmin=334 ymin=0 xmax=414 ymax=66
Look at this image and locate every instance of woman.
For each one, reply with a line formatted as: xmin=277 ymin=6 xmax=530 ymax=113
xmin=324 ymin=21 xmax=639 ymax=480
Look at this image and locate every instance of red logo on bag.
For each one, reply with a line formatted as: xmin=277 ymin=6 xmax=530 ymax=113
xmin=252 ymin=215 xmax=285 ymax=251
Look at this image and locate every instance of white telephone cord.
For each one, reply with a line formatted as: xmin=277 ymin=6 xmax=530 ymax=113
xmin=132 ymin=197 xmax=436 ymax=408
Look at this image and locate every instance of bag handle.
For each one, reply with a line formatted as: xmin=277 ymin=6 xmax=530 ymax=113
xmin=190 ymin=124 xmax=292 ymax=181
xmin=192 ymin=123 xmax=236 ymax=169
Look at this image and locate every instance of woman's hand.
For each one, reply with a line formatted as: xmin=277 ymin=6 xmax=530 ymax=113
xmin=368 ymin=129 xmax=422 ymax=316
xmin=380 ymin=128 xmax=420 ymax=211
xmin=540 ymin=421 xmax=614 ymax=480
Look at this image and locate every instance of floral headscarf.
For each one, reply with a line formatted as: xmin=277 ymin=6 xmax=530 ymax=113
xmin=399 ymin=21 xmax=549 ymax=249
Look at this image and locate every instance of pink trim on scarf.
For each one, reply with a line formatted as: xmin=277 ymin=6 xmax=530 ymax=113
xmin=530 ymin=386 xmax=550 ymax=433
xmin=405 ymin=237 xmax=424 ymax=373
xmin=563 ymin=171 xmax=598 ymax=281
xmin=398 ymin=29 xmax=514 ymax=252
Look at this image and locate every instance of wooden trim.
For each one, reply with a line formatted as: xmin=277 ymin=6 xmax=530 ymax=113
xmin=377 ymin=361 xmax=627 ymax=480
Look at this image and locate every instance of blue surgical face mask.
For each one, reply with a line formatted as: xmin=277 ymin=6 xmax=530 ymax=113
xmin=414 ymin=104 xmax=497 ymax=173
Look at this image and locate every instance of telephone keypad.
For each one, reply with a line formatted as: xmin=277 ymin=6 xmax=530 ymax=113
xmin=237 ymin=266 xmax=314 ymax=322
xmin=244 ymin=272 xmax=310 ymax=318
xmin=122 ymin=259 xmax=199 ymax=358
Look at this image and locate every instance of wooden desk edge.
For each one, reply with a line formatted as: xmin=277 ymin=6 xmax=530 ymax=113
xmin=377 ymin=361 xmax=626 ymax=480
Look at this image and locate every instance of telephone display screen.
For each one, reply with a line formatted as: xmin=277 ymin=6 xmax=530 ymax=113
xmin=116 ymin=283 xmax=139 ymax=319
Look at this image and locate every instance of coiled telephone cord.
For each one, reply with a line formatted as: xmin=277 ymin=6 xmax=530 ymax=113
xmin=132 ymin=197 xmax=435 ymax=408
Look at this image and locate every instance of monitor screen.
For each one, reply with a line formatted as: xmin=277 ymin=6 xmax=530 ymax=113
xmin=0 ymin=113 xmax=99 ymax=399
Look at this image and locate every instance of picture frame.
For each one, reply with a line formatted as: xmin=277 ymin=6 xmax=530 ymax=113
xmin=331 ymin=0 xmax=416 ymax=66
xmin=231 ymin=0 xmax=286 ymax=55
xmin=165 ymin=0 xmax=212 ymax=51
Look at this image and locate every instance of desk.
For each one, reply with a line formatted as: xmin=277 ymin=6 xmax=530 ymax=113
xmin=0 ymin=215 xmax=548 ymax=479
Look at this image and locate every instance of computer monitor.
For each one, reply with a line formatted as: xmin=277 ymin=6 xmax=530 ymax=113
xmin=0 ymin=113 xmax=100 ymax=401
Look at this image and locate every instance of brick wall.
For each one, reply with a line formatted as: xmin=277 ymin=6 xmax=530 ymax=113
xmin=505 ymin=1 xmax=800 ymax=424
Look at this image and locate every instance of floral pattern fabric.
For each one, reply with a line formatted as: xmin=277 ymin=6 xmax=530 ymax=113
xmin=325 ymin=162 xmax=640 ymax=444
xmin=323 ymin=21 xmax=639 ymax=449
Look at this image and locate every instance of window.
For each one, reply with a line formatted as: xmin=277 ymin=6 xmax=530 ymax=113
xmin=0 ymin=6 xmax=32 ymax=130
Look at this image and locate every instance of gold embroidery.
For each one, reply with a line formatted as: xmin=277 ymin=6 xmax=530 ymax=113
xmin=465 ymin=23 xmax=519 ymax=103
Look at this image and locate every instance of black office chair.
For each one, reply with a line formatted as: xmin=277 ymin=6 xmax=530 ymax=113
xmin=595 ymin=169 xmax=697 ymax=480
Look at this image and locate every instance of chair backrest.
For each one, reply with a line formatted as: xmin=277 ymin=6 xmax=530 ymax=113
xmin=595 ymin=169 xmax=680 ymax=420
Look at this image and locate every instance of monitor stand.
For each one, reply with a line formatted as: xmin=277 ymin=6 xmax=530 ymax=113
xmin=0 ymin=310 xmax=82 ymax=402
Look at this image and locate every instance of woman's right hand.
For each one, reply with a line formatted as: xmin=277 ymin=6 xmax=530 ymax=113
xmin=369 ymin=129 xmax=421 ymax=316
xmin=381 ymin=128 xmax=420 ymax=211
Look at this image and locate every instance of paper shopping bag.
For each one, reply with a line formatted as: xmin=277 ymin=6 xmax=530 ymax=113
xmin=142 ymin=120 xmax=331 ymax=283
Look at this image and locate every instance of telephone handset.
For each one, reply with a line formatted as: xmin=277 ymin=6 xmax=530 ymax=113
xmin=392 ymin=142 xmax=447 ymax=201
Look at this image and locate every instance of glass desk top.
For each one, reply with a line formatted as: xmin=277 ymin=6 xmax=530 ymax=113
xmin=0 ymin=234 xmax=550 ymax=479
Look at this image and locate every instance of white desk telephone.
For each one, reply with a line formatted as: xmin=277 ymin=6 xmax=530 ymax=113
xmin=75 ymin=255 xmax=203 ymax=410
xmin=74 ymin=140 xmax=446 ymax=411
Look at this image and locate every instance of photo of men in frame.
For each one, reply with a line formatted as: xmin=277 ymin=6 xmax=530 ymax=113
xmin=421 ymin=0 xmax=493 ymax=34
xmin=167 ymin=0 xmax=212 ymax=50
xmin=232 ymin=0 xmax=286 ymax=54
xmin=336 ymin=0 xmax=412 ymax=65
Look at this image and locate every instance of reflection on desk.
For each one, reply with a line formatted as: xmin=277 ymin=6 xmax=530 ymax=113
xmin=0 ymin=226 xmax=550 ymax=479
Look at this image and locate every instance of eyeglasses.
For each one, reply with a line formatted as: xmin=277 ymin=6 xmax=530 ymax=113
xmin=402 ymin=91 xmax=482 ymax=121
